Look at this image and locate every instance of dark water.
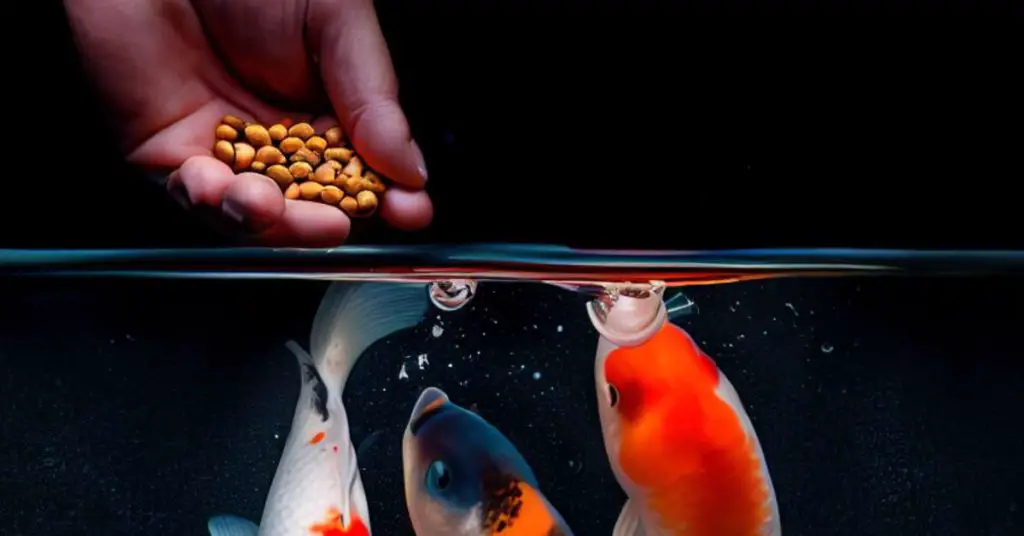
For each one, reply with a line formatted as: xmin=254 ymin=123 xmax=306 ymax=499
xmin=2 ymin=275 xmax=1021 ymax=535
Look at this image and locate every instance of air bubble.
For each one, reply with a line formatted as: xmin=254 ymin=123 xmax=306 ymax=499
xmin=429 ymin=279 xmax=478 ymax=311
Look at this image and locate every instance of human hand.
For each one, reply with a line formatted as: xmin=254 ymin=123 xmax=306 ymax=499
xmin=64 ymin=0 xmax=432 ymax=246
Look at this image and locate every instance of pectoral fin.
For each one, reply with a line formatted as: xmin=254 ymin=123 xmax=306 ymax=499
xmin=612 ymin=499 xmax=646 ymax=536
xmin=207 ymin=514 xmax=258 ymax=536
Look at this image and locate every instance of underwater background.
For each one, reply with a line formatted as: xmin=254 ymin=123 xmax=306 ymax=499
xmin=3 ymin=275 xmax=1021 ymax=534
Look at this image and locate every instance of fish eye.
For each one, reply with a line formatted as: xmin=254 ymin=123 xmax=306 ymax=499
xmin=607 ymin=384 xmax=619 ymax=407
xmin=425 ymin=460 xmax=451 ymax=492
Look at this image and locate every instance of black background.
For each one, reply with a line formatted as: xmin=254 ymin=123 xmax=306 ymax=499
xmin=1 ymin=2 xmax=1022 ymax=536
xmin=7 ymin=0 xmax=1023 ymax=250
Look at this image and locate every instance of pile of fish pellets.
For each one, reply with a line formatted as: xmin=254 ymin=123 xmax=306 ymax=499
xmin=212 ymin=115 xmax=385 ymax=218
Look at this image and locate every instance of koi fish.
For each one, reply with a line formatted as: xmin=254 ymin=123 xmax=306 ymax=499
xmin=208 ymin=282 xmax=429 ymax=536
xmin=585 ymin=285 xmax=781 ymax=536
xmin=402 ymin=387 xmax=575 ymax=536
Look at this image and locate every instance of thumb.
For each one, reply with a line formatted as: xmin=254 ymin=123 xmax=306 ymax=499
xmin=309 ymin=0 xmax=428 ymax=190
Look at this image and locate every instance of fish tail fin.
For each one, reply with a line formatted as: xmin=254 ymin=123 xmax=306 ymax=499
xmin=207 ymin=514 xmax=258 ymax=536
xmin=309 ymin=282 xmax=429 ymax=393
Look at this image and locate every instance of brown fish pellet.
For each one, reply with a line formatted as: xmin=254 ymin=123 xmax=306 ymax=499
xmin=244 ymin=124 xmax=272 ymax=148
xmin=324 ymin=147 xmax=353 ymax=163
xmin=305 ymin=135 xmax=328 ymax=154
xmin=342 ymin=156 xmax=364 ymax=178
xmin=320 ymin=185 xmax=344 ymax=204
xmin=232 ymin=142 xmax=255 ymax=172
xmin=279 ymin=137 xmax=305 ymax=154
xmin=213 ymin=140 xmax=235 ymax=166
xmin=339 ymin=195 xmax=359 ymax=215
xmin=215 ymin=124 xmax=239 ymax=141
xmin=221 ymin=115 xmax=247 ymax=130
xmin=255 ymin=146 xmax=286 ymax=166
xmin=312 ymin=163 xmax=337 ymax=185
xmin=289 ymin=146 xmax=321 ymax=167
xmin=268 ymin=124 xmax=288 ymax=142
xmin=355 ymin=190 xmax=378 ymax=217
xmin=266 ymin=165 xmax=294 ymax=187
xmin=288 ymin=122 xmax=315 ymax=140
xmin=208 ymin=117 xmax=392 ymax=221
xmin=289 ymin=161 xmax=314 ymax=180
xmin=299 ymin=181 xmax=324 ymax=200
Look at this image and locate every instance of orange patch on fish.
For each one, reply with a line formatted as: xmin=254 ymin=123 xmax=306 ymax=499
xmin=309 ymin=507 xmax=369 ymax=536
xmin=605 ymin=323 xmax=772 ymax=536
xmin=422 ymin=396 xmax=446 ymax=416
xmin=484 ymin=480 xmax=556 ymax=536
xmin=309 ymin=431 xmax=326 ymax=445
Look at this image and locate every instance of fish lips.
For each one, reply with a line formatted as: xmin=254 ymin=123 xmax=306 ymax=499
xmin=407 ymin=386 xmax=450 ymax=433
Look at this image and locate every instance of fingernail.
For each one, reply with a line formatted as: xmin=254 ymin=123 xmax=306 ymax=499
xmin=411 ymin=140 xmax=428 ymax=183
xmin=167 ymin=181 xmax=192 ymax=210
xmin=221 ymin=198 xmax=247 ymax=226
xmin=222 ymin=197 xmax=278 ymax=234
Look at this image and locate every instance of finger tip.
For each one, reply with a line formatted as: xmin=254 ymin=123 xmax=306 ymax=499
xmin=370 ymin=143 xmax=429 ymax=190
xmin=348 ymin=104 xmax=428 ymax=189
xmin=381 ymin=188 xmax=433 ymax=231
xmin=221 ymin=174 xmax=288 ymax=233
xmin=259 ymin=200 xmax=352 ymax=246
xmin=311 ymin=115 xmax=340 ymax=133
xmin=173 ymin=156 xmax=236 ymax=207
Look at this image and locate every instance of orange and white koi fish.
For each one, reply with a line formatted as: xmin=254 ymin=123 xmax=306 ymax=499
xmin=402 ymin=387 xmax=574 ymax=536
xmin=208 ymin=282 xmax=429 ymax=536
xmin=585 ymin=285 xmax=782 ymax=536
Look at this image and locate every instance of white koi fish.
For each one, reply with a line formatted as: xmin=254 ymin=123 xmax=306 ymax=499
xmin=208 ymin=282 xmax=429 ymax=536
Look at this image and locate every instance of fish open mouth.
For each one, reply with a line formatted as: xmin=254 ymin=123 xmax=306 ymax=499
xmin=586 ymin=283 xmax=667 ymax=347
